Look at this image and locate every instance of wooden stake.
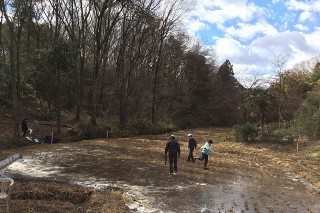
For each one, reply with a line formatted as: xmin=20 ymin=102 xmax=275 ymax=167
xmin=296 ymin=134 xmax=301 ymax=153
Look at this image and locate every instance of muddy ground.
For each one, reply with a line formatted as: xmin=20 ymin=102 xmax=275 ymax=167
xmin=0 ymin=128 xmax=319 ymax=212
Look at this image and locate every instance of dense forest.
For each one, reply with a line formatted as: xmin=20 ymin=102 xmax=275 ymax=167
xmin=1 ymin=0 xmax=319 ymax=141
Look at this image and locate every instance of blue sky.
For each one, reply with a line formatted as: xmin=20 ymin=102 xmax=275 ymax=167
xmin=181 ymin=0 xmax=320 ymax=86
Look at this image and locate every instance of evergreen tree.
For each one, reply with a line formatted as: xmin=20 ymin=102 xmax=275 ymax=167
xmin=211 ymin=59 xmax=242 ymax=126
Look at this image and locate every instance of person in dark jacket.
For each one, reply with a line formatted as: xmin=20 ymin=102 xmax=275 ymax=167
xmin=187 ymin=133 xmax=197 ymax=162
xmin=22 ymin=118 xmax=29 ymax=137
xmin=165 ymin=135 xmax=180 ymax=175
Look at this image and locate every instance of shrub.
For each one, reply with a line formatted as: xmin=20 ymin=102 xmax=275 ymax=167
xmin=259 ymin=130 xmax=277 ymax=143
xmin=233 ymin=123 xmax=259 ymax=142
xmin=274 ymin=129 xmax=295 ymax=144
xmin=258 ymin=129 xmax=283 ymax=143
xmin=254 ymin=126 xmax=295 ymax=144
xmin=76 ymin=119 xmax=112 ymax=139
xmin=132 ymin=117 xmax=154 ymax=135
xmin=74 ymin=117 xmax=179 ymax=140
xmin=132 ymin=117 xmax=178 ymax=135
xmin=294 ymin=91 xmax=320 ymax=140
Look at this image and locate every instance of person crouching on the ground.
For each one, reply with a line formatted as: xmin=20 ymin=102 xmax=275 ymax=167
xmin=165 ymin=135 xmax=180 ymax=175
xmin=187 ymin=133 xmax=197 ymax=162
xmin=198 ymin=139 xmax=214 ymax=170
xmin=22 ymin=118 xmax=30 ymax=137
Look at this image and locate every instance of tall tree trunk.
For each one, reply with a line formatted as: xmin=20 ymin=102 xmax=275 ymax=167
xmin=76 ymin=0 xmax=90 ymax=121
xmin=77 ymin=52 xmax=85 ymax=121
xmin=91 ymin=67 xmax=99 ymax=125
xmin=149 ymin=0 xmax=181 ymax=124
xmin=91 ymin=48 xmax=100 ymax=125
xmin=117 ymin=54 xmax=128 ymax=127
xmin=16 ymin=33 xmax=22 ymax=98
xmin=9 ymin=29 xmax=19 ymax=137
xmin=57 ymin=66 xmax=61 ymax=133
xmin=151 ymin=38 xmax=164 ymax=124
xmin=55 ymin=0 xmax=61 ymax=134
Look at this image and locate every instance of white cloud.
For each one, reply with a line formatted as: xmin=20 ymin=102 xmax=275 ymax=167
xmin=304 ymin=30 xmax=320 ymax=51
xmin=219 ymin=19 xmax=278 ymax=41
xmin=214 ymin=37 xmax=244 ymax=61
xmin=181 ymin=0 xmax=320 ymax=85
xmin=294 ymin=24 xmax=309 ymax=31
xmin=298 ymin=11 xmax=313 ymax=22
xmin=213 ymin=30 xmax=319 ymax=84
xmin=285 ymin=0 xmax=320 ymax=12
xmin=189 ymin=0 xmax=264 ymax=25
xmin=251 ymin=31 xmax=316 ymax=62
xmin=213 ymin=39 xmax=260 ymax=84
xmin=183 ymin=19 xmax=209 ymax=36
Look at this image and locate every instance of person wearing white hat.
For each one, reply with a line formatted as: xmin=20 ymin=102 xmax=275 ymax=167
xmin=187 ymin=133 xmax=197 ymax=162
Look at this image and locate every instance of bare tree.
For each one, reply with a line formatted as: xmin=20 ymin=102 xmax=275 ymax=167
xmin=150 ymin=0 xmax=184 ymax=123
xmin=272 ymin=54 xmax=288 ymax=128
xmin=38 ymin=0 xmax=64 ymax=134
xmin=113 ymin=0 xmax=158 ymax=126
xmin=59 ymin=0 xmax=92 ymax=121
xmin=90 ymin=1 xmax=125 ymax=125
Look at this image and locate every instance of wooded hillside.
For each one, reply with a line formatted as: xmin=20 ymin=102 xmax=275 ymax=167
xmin=0 ymin=0 xmax=319 ymax=142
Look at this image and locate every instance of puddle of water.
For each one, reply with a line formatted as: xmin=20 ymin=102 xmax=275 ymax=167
xmin=2 ymin=146 xmax=319 ymax=213
xmin=74 ymin=178 xmax=163 ymax=212
xmin=3 ymin=152 xmax=162 ymax=212
xmin=284 ymin=169 xmax=320 ymax=194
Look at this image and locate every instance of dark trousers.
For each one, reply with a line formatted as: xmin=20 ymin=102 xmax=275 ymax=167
xmin=188 ymin=148 xmax=195 ymax=161
xmin=168 ymin=153 xmax=178 ymax=174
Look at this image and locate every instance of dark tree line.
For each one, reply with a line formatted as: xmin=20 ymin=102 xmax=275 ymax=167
xmin=1 ymin=0 xmax=319 ymax=139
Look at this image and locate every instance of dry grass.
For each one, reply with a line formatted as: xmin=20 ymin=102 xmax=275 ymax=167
xmin=1 ymin=126 xmax=319 ymax=212
xmin=4 ymin=181 xmax=128 ymax=213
